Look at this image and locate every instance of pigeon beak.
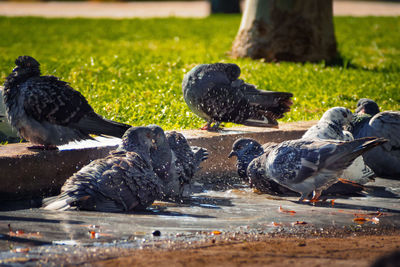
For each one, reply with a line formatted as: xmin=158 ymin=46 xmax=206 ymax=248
xmin=228 ymin=151 xmax=237 ymax=158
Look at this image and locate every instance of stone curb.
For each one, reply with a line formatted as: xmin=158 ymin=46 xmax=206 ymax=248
xmin=0 ymin=121 xmax=315 ymax=201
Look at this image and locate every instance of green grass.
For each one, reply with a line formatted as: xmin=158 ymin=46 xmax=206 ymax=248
xmin=0 ymin=15 xmax=399 ymax=129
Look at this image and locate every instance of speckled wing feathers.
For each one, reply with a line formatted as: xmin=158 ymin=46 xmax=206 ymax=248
xmin=44 ymin=152 xmax=160 ymax=212
xmin=22 ymin=76 xmax=93 ymax=126
xmin=166 ymin=131 xmax=208 ymax=184
xmin=182 ymin=63 xmax=293 ymax=128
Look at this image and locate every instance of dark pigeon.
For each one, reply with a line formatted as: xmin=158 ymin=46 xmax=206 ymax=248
xmin=229 ymin=138 xmax=295 ymax=195
xmin=349 ymin=98 xmax=400 ymax=179
xmin=42 ymin=127 xmax=162 ymax=212
xmin=182 ymin=63 xmax=293 ymax=131
xmin=3 ymin=56 xmax=131 ymax=149
xmin=230 ymin=137 xmax=386 ymax=201
xmin=149 ymin=126 xmax=208 ymax=200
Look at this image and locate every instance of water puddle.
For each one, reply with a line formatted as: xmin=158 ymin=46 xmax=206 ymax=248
xmin=1 ymin=177 xmax=400 ymax=265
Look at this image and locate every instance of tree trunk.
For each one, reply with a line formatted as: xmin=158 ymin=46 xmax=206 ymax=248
xmin=231 ymin=0 xmax=337 ymax=62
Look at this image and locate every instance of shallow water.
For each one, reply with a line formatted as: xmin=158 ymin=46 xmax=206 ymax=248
xmin=1 ymin=177 xmax=400 ymax=265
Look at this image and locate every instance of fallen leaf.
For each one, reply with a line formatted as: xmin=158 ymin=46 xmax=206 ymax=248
xmin=353 ymin=217 xmax=367 ymax=222
xmin=90 ymin=231 xmax=96 ymax=239
xmin=271 ymin=222 xmax=283 ymax=227
xmin=212 ymin=230 xmax=222 ymax=235
xmin=12 ymin=248 xmax=30 ymax=253
xmin=292 ymin=221 xmax=307 ymax=225
xmin=278 ymin=206 xmax=296 ymax=214
xmin=331 ymin=199 xmax=335 ymax=207
xmin=353 ymin=217 xmax=367 ymax=224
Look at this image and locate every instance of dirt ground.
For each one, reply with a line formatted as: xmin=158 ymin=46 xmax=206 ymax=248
xmin=91 ymin=231 xmax=400 ymax=267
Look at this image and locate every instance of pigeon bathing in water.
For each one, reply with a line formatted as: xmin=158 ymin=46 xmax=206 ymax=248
xmin=42 ymin=127 xmax=162 ymax=212
xmin=230 ymin=137 xmax=386 ymax=201
xmin=3 ymin=56 xmax=131 ymax=149
xmin=149 ymin=125 xmax=208 ymax=200
xmin=229 ymin=139 xmax=295 ymax=195
xmin=302 ymin=107 xmax=376 ymax=185
xmin=348 ymin=98 xmax=400 ymax=179
xmin=182 ymin=63 xmax=293 ymax=131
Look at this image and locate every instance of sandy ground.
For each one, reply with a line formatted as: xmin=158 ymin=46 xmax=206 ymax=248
xmin=91 ymin=234 xmax=400 ymax=267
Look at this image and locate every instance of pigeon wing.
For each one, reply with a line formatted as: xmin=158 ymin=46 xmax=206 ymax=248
xmin=22 ymin=76 xmax=93 ymax=126
xmin=166 ymin=131 xmax=198 ymax=180
xmin=44 ymin=152 xmax=160 ymax=212
xmin=369 ymin=111 xmax=400 ymax=150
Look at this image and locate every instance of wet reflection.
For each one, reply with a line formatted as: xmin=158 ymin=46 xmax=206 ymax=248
xmin=0 ymin=177 xmax=399 ymax=264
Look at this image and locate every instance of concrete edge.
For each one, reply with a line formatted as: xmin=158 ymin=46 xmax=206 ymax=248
xmin=0 ymin=121 xmax=316 ymax=201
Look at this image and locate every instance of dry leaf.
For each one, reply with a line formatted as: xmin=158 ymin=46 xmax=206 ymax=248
xmin=292 ymin=221 xmax=307 ymax=225
xmin=278 ymin=206 xmax=296 ymax=214
xmin=12 ymin=248 xmax=30 ymax=253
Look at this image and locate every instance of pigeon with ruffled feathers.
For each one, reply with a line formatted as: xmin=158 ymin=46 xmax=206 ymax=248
xmin=149 ymin=126 xmax=208 ymax=200
xmin=349 ymin=98 xmax=400 ymax=179
xmin=42 ymin=127 xmax=162 ymax=212
xmin=302 ymin=107 xmax=375 ymax=185
xmin=229 ymin=139 xmax=294 ymax=195
xmin=182 ymin=63 xmax=293 ymax=130
xmin=3 ymin=56 xmax=131 ymax=149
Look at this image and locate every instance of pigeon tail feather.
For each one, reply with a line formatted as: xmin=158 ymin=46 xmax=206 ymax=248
xmin=327 ymin=137 xmax=387 ymax=171
xmin=74 ymin=113 xmax=131 ymax=138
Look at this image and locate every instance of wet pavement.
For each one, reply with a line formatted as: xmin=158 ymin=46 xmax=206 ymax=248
xmin=0 ymin=177 xmax=399 ymax=265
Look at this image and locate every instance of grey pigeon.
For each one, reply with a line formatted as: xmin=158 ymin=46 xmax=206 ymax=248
xmin=302 ymin=107 xmax=375 ymax=185
xmin=182 ymin=63 xmax=293 ymax=130
xmin=231 ymin=137 xmax=386 ymax=201
xmin=149 ymin=126 xmax=208 ymax=200
xmin=302 ymin=107 xmax=354 ymax=141
xmin=228 ymin=138 xmax=363 ymax=196
xmin=42 ymin=127 xmax=162 ymax=211
xmin=349 ymin=98 xmax=400 ymax=179
xmin=229 ymin=139 xmax=294 ymax=195
xmin=3 ymin=56 xmax=131 ymax=149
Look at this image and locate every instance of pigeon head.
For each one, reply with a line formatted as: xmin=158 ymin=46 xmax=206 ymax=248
xmin=120 ymin=126 xmax=154 ymax=153
xmin=355 ymin=98 xmax=380 ymax=116
xmin=166 ymin=131 xmax=189 ymax=151
xmin=148 ymin=125 xmax=173 ymax=175
xmin=229 ymin=138 xmax=264 ymax=179
xmin=219 ymin=63 xmax=241 ymax=81
xmin=15 ymin=56 xmax=40 ymax=69
xmin=12 ymin=56 xmax=41 ymax=77
xmin=148 ymin=125 xmax=168 ymax=147
xmin=320 ymin=107 xmax=353 ymax=127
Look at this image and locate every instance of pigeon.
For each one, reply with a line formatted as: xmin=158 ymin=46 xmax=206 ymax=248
xmin=302 ymin=107 xmax=375 ymax=185
xmin=42 ymin=127 xmax=162 ymax=212
xmin=349 ymin=98 xmax=400 ymax=179
xmin=229 ymin=139 xmax=295 ymax=195
xmin=182 ymin=63 xmax=293 ymax=131
xmin=228 ymin=138 xmax=364 ymax=196
xmin=149 ymin=125 xmax=208 ymax=200
xmin=231 ymin=137 xmax=386 ymax=201
xmin=3 ymin=56 xmax=131 ymax=149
